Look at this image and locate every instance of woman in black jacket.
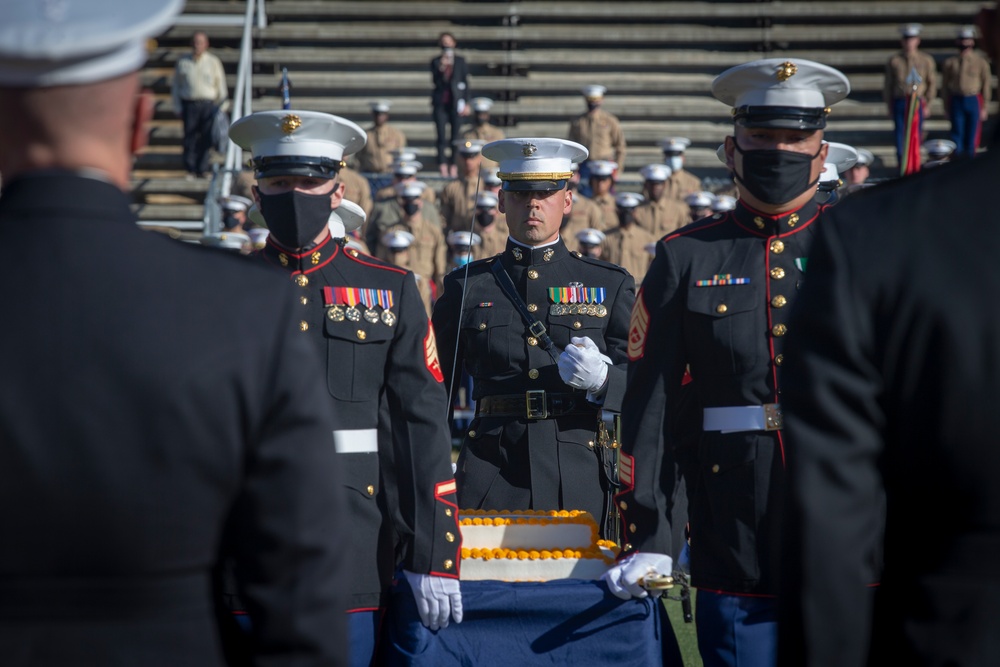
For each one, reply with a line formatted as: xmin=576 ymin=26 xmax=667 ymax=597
xmin=430 ymin=32 xmax=470 ymax=177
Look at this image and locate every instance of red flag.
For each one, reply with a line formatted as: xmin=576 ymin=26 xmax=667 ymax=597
xmin=900 ymin=94 xmax=923 ymax=175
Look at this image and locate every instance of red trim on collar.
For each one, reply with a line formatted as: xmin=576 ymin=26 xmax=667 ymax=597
xmin=261 ymin=234 xmax=340 ymax=274
xmin=731 ymin=200 xmax=821 ymax=237
xmin=299 ymin=244 xmax=338 ymax=275
xmin=266 ymin=232 xmax=336 ymax=259
xmin=739 ymin=200 xmax=806 ymax=220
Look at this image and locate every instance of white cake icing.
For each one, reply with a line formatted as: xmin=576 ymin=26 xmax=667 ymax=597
xmin=458 ymin=510 xmax=618 ymax=582
xmin=460 ymin=520 xmax=593 ymax=551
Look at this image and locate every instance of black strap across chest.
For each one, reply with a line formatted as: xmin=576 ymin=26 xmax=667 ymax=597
xmin=489 ymin=259 xmax=561 ymax=364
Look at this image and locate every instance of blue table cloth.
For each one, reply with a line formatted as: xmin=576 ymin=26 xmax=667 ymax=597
xmin=384 ymin=577 xmax=682 ymax=666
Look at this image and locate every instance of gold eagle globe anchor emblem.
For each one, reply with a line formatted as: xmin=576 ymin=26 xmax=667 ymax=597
xmin=776 ymin=62 xmax=798 ymax=82
xmin=281 ymin=114 xmax=302 ymax=134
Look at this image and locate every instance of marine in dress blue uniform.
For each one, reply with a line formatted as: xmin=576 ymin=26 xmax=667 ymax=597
xmin=604 ymin=58 xmax=851 ymax=667
xmin=0 ymin=2 xmax=350 ymax=665
xmin=432 ymin=138 xmax=635 ymax=535
xmin=229 ymin=110 xmax=463 ymax=666
xmin=778 ymin=130 xmax=1000 ymax=667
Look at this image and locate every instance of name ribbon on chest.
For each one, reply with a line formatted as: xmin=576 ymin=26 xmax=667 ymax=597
xmin=694 ymin=274 xmax=751 ymax=287
xmin=548 ymin=286 xmax=607 ymax=317
xmin=323 ymin=286 xmax=396 ymax=326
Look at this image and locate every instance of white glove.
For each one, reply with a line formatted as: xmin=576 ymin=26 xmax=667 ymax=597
xmin=404 ymin=571 xmax=463 ymax=630
xmin=602 ymin=552 xmax=673 ymax=600
xmin=558 ymin=336 xmax=610 ymax=393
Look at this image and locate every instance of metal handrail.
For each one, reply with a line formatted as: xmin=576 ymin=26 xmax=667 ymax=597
xmin=204 ymin=0 xmax=266 ymax=234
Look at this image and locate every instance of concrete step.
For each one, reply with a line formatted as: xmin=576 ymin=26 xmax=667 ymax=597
xmin=132 ymin=203 xmax=206 ymax=221
xmin=131 ymin=176 xmax=212 ymax=197
xmin=171 ymin=22 xmax=968 ymax=46
xmin=242 ymin=93 xmax=954 ymax=121
xmin=183 ymin=0 xmax=984 ymax=23
xmin=145 ymin=69 xmax=906 ymax=96
xmin=149 ymin=45 xmax=964 ymax=73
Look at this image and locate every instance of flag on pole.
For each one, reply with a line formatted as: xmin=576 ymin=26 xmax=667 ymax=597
xmin=280 ymin=67 xmax=291 ymax=110
xmin=900 ymin=67 xmax=923 ymax=176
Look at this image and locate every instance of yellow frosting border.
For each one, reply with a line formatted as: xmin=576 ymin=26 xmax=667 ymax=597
xmin=460 ymin=546 xmax=613 ymax=563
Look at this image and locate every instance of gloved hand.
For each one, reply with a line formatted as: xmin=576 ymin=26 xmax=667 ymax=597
xmin=602 ymin=552 xmax=674 ymax=600
xmin=403 ymin=571 xmax=463 ymax=630
xmin=558 ymin=336 xmax=610 ymax=393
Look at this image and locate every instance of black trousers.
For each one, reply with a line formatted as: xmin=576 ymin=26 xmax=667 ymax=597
xmin=432 ymin=103 xmax=462 ymax=167
xmin=181 ymin=99 xmax=217 ymax=175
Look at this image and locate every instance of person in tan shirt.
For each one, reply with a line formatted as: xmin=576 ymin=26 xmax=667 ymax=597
xmin=586 ymin=160 xmax=619 ymax=229
xmin=885 ymin=23 xmax=938 ymax=166
xmin=439 ymin=140 xmax=485 ymax=231
xmin=382 ymin=229 xmax=434 ymax=316
xmin=568 ymin=85 xmax=626 ymax=195
xmin=559 ymin=167 xmax=605 ymax=246
xmin=601 ymin=192 xmax=656 ymax=282
xmin=942 ymin=25 xmax=993 ymax=157
xmin=171 ymin=31 xmax=228 ymax=178
xmin=470 ymin=191 xmax=509 ymax=259
xmin=338 ymin=165 xmax=374 ymax=218
xmin=376 ymin=182 xmax=447 ymax=297
xmin=374 ymin=158 xmax=437 ymax=206
xmin=685 ymin=191 xmax=716 ymax=225
xmin=463 ymin=97 xmax=505 ymax=144
xmin=659 ymin=137 xmax=703 ymax=201
xmin=445 ymin=230 xmax=481 ymax=274
xmin=575 ymin=228 xmax=606 ymax=259
xmin=356 ymin=100 xmax=407 ymax=174
xmin=632 ymin=163 xmax=691 ymax=239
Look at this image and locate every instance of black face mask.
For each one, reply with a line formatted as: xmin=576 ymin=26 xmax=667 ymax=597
xmin=586 ymin=101 xmax=600 ymax=112
xmin=257 ymin=189 xmax=333 ymax=249
xmin=476 ymin=210 xmax=495 ymax=226
xmin=617 ymin=209 xmax=634 ymax=227
xmin=222 ymin=213 xmax=241 ymax=230
xmin=733 ymin=140 xmax=821 ymax=205
xmin=403 ymin=199 xmax=420 ymax=216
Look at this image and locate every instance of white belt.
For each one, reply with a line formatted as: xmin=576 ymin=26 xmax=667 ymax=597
xmin=332 ymin=429 xmax=379 ymax=453
xmin=702 ymin=404 xmax=782 ymax=433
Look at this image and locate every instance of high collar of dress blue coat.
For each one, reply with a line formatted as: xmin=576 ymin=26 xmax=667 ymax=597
xmin=730 ymin=197 xmax=821 ymax=237
xmin=260 ymin=229 xmax=341 ymax=274
xmin=502 ymin=237 xmax=571 ymax=267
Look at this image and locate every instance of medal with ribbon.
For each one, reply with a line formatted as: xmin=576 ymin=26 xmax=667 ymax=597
xmin=323 ymin=286 xmax=396 ymax=326
xmin=547 ymin=286 xmax=607 ymax=317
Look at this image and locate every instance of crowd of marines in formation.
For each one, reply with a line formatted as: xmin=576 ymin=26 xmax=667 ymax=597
xmin=3 ymin=1 xmax=997 ymax=665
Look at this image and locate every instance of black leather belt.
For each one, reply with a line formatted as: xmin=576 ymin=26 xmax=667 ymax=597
xmin=476 ymin=390 xmax=596 ymax=420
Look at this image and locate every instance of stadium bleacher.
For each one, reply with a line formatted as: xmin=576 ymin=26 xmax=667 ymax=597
xmin=134 ymin=0 xmax=993 ymax=230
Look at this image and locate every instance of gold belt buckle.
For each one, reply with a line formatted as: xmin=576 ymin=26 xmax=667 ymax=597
xmin=763 ymin=403 xmax=783 ymax=431
xmin=525 ymin=390 xmax=548 ymax=420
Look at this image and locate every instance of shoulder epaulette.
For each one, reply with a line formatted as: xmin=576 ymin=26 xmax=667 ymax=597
xmin=343 ymin=246 xmax=408 ymax=275
xmin=662 ymin=212 xmax=729 ymax=243
xmin=569 ymin=250 xmax=630 ymax=275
